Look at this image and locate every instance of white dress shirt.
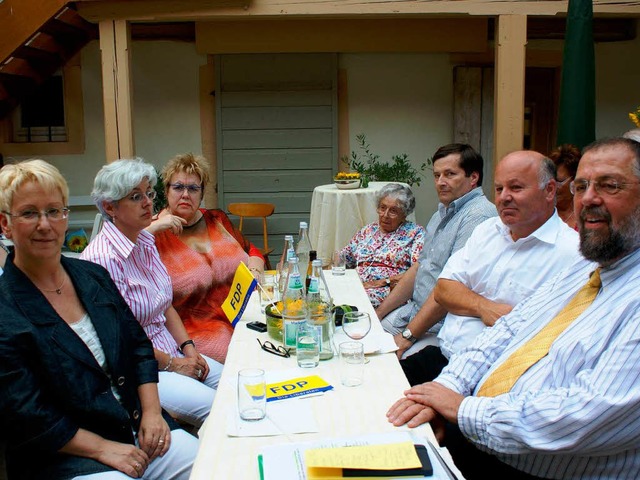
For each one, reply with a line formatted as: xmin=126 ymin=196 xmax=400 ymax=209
xmin=437 ymin=248 xmax=640 ymax=479
xmin=437 ymin=211 xmax=580 ymax=359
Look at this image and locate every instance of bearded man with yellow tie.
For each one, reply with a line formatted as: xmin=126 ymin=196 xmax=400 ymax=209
xmin=387 ymin=137 xmax=640 ymax=480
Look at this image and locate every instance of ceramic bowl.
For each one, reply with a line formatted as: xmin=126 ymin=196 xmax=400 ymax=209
xmin=334 ymin=178 xmax=361 ymax=190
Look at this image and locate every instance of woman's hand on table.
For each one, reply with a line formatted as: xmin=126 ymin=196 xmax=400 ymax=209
xmin=137 ymin=411 xmax=171 ymax=461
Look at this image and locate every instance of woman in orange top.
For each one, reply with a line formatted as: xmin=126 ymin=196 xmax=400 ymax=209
xmin=150 ymin=153 xmax=264 ymax=363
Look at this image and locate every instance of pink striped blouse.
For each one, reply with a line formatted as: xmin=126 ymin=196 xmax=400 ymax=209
xmin=81 ymin=220 xmax=180 ymax=357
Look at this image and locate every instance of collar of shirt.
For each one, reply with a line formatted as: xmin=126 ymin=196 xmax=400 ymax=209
xmin=101 ymin=220 xmax=155 ymax=260
xmin=600 ymin=246 xmax=640 ymax=288
xmin=495 ymin=210 xmax=566 ymax=246
xmin=437 ymin=187 xmax=485 ymax=220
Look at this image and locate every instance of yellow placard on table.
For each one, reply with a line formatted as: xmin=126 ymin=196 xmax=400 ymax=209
xmin=305 ymin=441 xmax=421 ymax=479
xmin=266 ymin=375 xmax=333 ymax=402
xmin=222 ymin=262 xmax=257 ymax=327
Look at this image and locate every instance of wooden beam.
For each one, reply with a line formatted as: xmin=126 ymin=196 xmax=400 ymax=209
xmin=76 ymin=0 xmax=640 ymax=22
xmin=0 ymin=0 xmax=67 ymax=63
xmin=200 ymin=55 xmax=218 ymax=208
xmin=100 ymin=19 xmax=135 ymax=162
xmin=196 ymin=18 xmax=488 ymax=54
xmin=493 ymin=14 xmax=527 ymax=165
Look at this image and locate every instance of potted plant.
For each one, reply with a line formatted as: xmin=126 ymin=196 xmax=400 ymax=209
xmin=341 ymin=134 xmax=428 ymax=187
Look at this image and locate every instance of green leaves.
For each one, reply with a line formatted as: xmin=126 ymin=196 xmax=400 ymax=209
xmin=341 ymin=134 xmax=428 ymax=187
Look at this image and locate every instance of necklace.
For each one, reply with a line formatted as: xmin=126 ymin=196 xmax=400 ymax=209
xmin=183 ymin=212 xmax=204 ymax=230
xmin=40 ymin=274 xmax=66 ymax=295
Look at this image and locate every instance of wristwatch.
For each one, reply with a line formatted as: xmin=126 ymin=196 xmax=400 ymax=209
xmin=385 ymin=278 xmax=391 ymax=287
xmin=401 ymin=328 xmax=416 ymax=343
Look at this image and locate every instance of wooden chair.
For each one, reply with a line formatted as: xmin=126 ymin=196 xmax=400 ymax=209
xmin=227 ymin=203 xmax=276 ymax=269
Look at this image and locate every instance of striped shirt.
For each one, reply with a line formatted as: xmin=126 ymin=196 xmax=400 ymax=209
xmin=81 ymin=220 xmax=180 ymax=357
xmin=437 ymin=248 xmax=640 ymax=479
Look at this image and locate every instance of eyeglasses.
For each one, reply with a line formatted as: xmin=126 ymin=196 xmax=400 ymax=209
xmin=570 ymin=179 xmax=640 ymax=196
xmin=128 ymin=190 xmax=157 ymax=203
xmin=256 ymin=338 xmax=291 ymax=358
xmin=2 ymin=207 xmax=70 ymax=224
xmin=556 ymin=176 xmax=573 ymax=187
xmin=376 ymin=206 xmax=403 ymax=218
xmin=169 ymin=183 xmax=203 ymax=195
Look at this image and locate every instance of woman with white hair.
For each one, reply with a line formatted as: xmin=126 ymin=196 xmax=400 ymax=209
xmin=340 ymin=183 xmax=425 ymax=307
xmin=82 ymin=159 xmax=222 ymax=428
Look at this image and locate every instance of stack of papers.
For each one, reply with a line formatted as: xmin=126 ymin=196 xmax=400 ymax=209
xmin=259 ymin=432 xmax=461 ymax=480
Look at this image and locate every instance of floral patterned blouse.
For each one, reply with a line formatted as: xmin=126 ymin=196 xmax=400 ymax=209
xmin=340 ymin=221 xmax=426 ymax=307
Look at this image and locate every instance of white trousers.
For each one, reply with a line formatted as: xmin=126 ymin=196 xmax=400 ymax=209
xmin=158 ymin=355 xmax=223 ymax=427
xmin=72 ymin=429 xmax=198 ymax=480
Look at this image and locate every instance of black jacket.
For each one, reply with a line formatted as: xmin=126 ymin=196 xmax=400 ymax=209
xmin=0 ymin=255 xmax=172 ymax=480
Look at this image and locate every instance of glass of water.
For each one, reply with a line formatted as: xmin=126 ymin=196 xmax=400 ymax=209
xmin=296 ymin=322 xmax=319 ymax=368
xmin=332 ymin=250 xmax=346 ymax=276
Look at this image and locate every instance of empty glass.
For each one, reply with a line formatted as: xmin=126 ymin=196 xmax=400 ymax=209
xmin=332 ymin=251 xmax=346 ymax=276
xmin=237 ymin=368 xmax=266 ymax=421
xmin=339 ymin=342 xmax=365 ymax=387
xmin=296 ymin=322 xmax=320 ymax=368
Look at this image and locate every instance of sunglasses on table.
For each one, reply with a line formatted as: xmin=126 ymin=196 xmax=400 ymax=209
xmin=256 ymin=338 xmax=291 ymax=358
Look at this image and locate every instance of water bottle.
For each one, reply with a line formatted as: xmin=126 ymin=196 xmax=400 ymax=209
xmin=277 ymin=235 xmax=296 ymax=296
xmin=305 ymin=250 xmax=317 ymax=290
xmin=306 ymin=259 xmax=334 ymax=360
xmin=282 ymin=257 xmax=308 ymax=351
xmin=296 ymin=222 xmax=312 ymax=285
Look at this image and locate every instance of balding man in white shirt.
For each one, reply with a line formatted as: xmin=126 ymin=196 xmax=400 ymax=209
xmin=401 ymin=150 xmax=581 ymax=385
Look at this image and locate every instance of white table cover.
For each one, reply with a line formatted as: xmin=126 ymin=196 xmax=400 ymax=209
xmin=190 ymin=270 xmax=461 ymax=480
xmin=308 ymin=181 xmax=416 ymax=264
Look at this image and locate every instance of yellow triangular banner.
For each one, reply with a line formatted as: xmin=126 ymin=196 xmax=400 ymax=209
xmin=222 ymin=262 xmax=258 ymax=326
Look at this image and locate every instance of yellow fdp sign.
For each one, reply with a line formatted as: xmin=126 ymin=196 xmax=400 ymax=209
xmin=222 ymin=262 xmax=257 ymax=326
xmin=266 ymin=375 xmax=333 ymax=402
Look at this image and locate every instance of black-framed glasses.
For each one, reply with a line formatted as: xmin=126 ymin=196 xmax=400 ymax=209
xmin=169 ymin=183 xmax=203 ymax=195
xmin=257 ymin=338 xmax=291 ymax=358
xmin=570 ymin=179 xmax=640 ymax=196
xmin=2 ymin=207 xmax=70 ymax=224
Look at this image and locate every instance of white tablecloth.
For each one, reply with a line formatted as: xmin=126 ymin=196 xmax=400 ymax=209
xmin=308 ymin=181 xmax=416 ymax=264
xmin=190 ymin=270 xmax=461 ymax=480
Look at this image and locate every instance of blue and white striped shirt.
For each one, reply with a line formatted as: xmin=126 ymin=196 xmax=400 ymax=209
xmin=437 ymin=248 xmax=640 ymax=479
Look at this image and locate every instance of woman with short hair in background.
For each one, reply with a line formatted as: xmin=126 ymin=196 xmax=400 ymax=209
xmin=548 ymin=144 xmax=581 ymax=230
xmin=340 ymin=183 xmax=425 ymax=308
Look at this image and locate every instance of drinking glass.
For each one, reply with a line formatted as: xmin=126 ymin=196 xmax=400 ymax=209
xmin=342 ymin=311 xmax=371 ymax=341
xmin=259 ymin=272 xmax=277 ymax=312
xmin=339 ymin=341 xmax=365 ymax=387
xmin=237 ymin=368 xmax=266 ymax=421
xmin=296 ymin=322 xmax=320 ymax=368
xmin=332 ymin=251 xmax=346 ymax=276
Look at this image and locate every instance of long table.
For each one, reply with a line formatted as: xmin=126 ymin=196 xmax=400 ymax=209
xmin=190 ymin=270 xmax=460 ymax=479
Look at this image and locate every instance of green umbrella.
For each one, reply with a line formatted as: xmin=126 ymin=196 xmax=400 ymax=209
xmin=557 ymin=0 xmax=596 ymax=149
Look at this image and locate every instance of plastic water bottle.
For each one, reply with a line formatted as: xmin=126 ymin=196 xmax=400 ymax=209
xmin=296 ymin=222 xmax=312 ymax=286
xmin=282 ymin=257 xmax=308 ymax=351
xmin=306 ymin=259 xmax=334 ymax=360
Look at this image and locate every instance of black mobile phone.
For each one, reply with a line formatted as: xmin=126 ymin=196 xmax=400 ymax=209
xmin=246 ymin=321 xmax=267 ymax=333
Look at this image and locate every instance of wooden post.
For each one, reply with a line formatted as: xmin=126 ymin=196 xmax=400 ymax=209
xmin=99 ymin=19 xmax=135 ymax=162
xmin=200 ymin=55 xmax=217 ymax=208
xmin=493 ymin=15 xmax=526 ymax=166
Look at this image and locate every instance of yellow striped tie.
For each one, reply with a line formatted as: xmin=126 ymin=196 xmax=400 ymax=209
xmin=476 ymin=268 xmax=601 ymax=398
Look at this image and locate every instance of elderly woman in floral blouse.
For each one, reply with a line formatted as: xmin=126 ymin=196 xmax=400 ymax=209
xmin=340 ymin=183 xmax=425 ymax=307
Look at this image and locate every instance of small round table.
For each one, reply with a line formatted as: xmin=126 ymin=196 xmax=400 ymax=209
xmin=308 ymin=181 xmax=416 ymax=264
